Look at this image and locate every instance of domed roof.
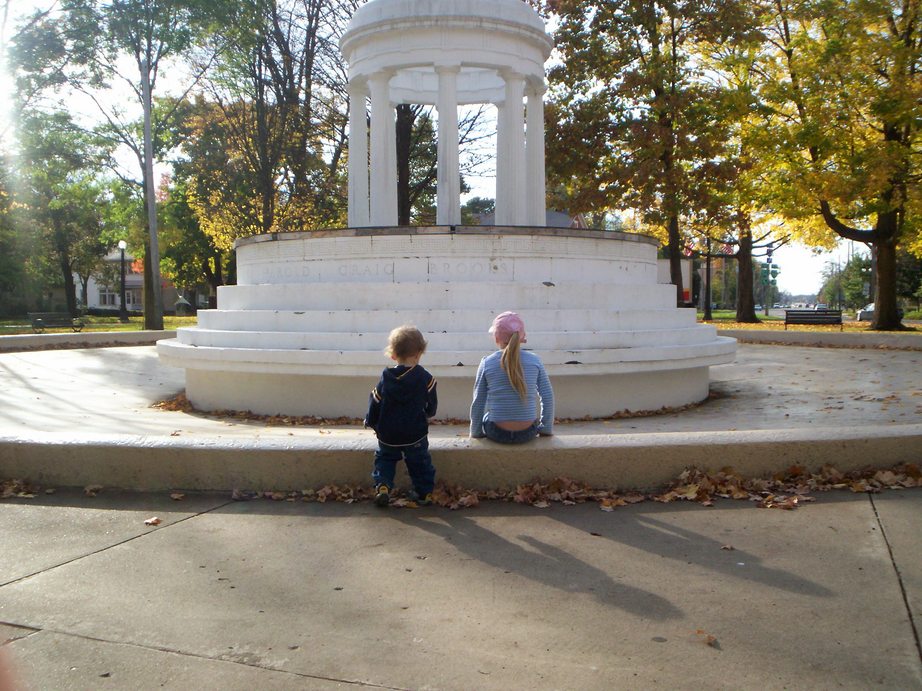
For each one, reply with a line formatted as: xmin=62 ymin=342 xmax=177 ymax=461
xmin=340 ymin=0 xmax=552 ymax=104
xmin=343 ymin=0 xmax=548 ymax=40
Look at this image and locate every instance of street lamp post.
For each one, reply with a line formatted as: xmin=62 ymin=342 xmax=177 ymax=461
xmin=118 ymin=240 xmax=128 ymax=323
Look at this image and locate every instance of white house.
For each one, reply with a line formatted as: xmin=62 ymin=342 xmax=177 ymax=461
xmin=78 ymin=248 xmax=179 ymax=313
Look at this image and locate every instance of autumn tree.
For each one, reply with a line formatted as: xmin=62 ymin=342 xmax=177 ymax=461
xmin=755 ymin=0 xmax=920 ymax=330
xmin=189 ymin=0 xmax=357 ymax=245
xmin=547 ymin=1 xmax=754 ymax=306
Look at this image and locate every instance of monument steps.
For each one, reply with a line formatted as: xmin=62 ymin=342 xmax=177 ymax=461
xmin=214 ymin=281 xmax=680 ymax=311
xmin=194 ymin=308 xmax=700 ymax=331
xmin=159 ymin=337 xmax=736 ymax=375
xmin=174 ymin=326 xmax=722 ymax=351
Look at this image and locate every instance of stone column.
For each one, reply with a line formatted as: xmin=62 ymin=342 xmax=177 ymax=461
xmin=369 ymin=71 xmax=397 ymax=226
xmin=526 ymin=82 xmax=547 ymax=227
xmin=436 ymin=64 xmax=461 ymax=226
xmin=347 ymin=80 xmax=369 ymax=227
xmin=494 ymin=97 xmax=509 ymax=224
xmin=503 ymin=71 xmax=527 ymax=225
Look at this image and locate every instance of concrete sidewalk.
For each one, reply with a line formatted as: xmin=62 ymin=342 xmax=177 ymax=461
xmin=0 ymin=339 xmax=921 ymax=491
xmin=1 ymin=488 xmax=920 ymax=689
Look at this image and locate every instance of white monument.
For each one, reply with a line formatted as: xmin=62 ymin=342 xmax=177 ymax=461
xmin=157 ymin=0 xmax=737 ymax=419
xmin=340 ymin=0 xmax=552 ymax=227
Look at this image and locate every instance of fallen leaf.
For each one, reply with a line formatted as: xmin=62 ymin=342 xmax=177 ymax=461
xmin=144 ymin=517 xmax=161 ymax=526
xmin=695 ymin=629 xmax=720 ymax=648
xmin=84 ymin=484 xmax=103 ymax=497
xmin=170 ymin=493 xmax=185 ymax=501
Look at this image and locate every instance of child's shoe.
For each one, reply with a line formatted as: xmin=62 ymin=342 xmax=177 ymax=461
xmin=374 ymin=484 xmax=390 ymax=507
xmin=409 ymin=490 xmax=433 ymax=506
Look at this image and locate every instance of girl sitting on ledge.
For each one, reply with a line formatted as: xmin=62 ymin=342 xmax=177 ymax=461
xmin=470 ymin=311 xmax=554 ymax=444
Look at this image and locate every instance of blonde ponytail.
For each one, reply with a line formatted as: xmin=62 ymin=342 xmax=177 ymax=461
xmin=500 ymin=332 xmax=527 ymax=400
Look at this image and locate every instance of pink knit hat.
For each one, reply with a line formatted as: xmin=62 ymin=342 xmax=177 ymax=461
xmin=489 ymin=311 xmax=526 ymax=343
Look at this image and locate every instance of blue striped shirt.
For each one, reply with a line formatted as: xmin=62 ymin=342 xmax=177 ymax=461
xmin=470 ymin=349 xmax=554 ymax=437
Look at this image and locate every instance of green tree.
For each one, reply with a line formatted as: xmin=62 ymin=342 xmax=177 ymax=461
xmin=0 ymin=154 xmax=30 ymax=315
xmin=12 ymin=0 xmax=235 ymax=329
xmin=15 ymin=111 xmax=108 ymax=316
xmin=160 ymin=172 xmax=231 ymax=307
xmin=461 ymin=196 xmax=495 ymax=224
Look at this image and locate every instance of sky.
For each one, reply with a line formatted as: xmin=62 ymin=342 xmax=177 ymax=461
xmin=1 ymin=0 xmax=855 ymax=298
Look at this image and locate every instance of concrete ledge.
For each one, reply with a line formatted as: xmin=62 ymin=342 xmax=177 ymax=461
xmin=721 ymin=328 xmax=922 ymax=349
xmin=0 ymin=330 xmax=176 ymax=352
xmin=3 ymin=424 xmax=920 ymax=493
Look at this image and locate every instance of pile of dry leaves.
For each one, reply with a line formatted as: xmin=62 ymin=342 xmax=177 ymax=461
xmin=3 ymin=463 xmax=919 ymax=510
xmin=270 ymin=462 xmax=917 ymax=511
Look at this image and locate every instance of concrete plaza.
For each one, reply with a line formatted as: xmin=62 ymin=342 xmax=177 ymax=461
xmin=0 ymin=334 xmax=921 ymax=689
xmin=0 ymin=336 xmax=920 ymax=491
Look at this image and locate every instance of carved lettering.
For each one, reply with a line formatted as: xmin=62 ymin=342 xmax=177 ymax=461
xmin=337 ymin=263 xmax=394 ymax=277
xmin=429 ymin=260 xmax=503 ymax=276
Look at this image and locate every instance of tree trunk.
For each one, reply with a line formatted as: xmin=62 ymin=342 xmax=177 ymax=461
xmin=667 ymin=213 xmax=684 ymax=306
xmin=872 ymin=234 xmax=903 ymax=330
xmin=736 ymin=223 xmax=758 ymax=323
xmin=396 ymin=104 xmax=414 ymax=225
xmin=703 ymin=238 xmax=713 ymax=321
xmin=60 ymin=255 xmax=77 ymax=317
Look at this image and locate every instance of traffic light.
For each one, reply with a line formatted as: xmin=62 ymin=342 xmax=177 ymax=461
xmin=760 ymin=264 xmax=770 ymax=284
xmin=770 ymin=264 xmax=780 ymax=286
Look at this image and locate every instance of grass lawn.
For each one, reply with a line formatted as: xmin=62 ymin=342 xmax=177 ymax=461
xmin=1 ymin=311 xmax=914 ymax=337
xmin=698 ymin=310 xmax=918 ymax=332
xmin=0 ymin=315 xmax=197 ymax=335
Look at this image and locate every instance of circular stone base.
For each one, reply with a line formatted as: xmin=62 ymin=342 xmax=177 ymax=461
xmin=182 ymin=366 xmax=711 ymax=420
xmin=157 ymin=226 xmax=736 ymax=419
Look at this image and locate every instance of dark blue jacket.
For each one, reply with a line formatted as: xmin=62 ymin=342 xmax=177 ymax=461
xmin=364 ymin=364 xmax=438 ymax=446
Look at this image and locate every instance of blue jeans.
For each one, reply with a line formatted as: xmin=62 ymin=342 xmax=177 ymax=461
xmin=483 ymin=420 xmax=538 ymax=444
xmin=372 ymin=437 xmax=435 ymax=495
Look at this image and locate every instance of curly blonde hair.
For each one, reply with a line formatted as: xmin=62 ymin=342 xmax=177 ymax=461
xmin=385 ymin=325 xmax=428 ymax=360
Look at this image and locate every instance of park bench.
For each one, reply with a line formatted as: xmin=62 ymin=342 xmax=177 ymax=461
xmin=28 ymin=312 xmax=85 ymax=334
xmin=784 ymin=308 xmax=843 ymax=331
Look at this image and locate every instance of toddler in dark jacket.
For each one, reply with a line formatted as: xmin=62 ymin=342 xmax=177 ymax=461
xmin=365 ymin=325 xmax=438 ymax=507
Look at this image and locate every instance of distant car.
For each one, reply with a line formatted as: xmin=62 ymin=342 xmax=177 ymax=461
xmin=857 ymin=303 xmax=904 ymax=320
xmin=754 ymin=304 xmax=762 ymax=310
xmin=772 ymin=303 xmax=781 ymax=308
xmin=814 ymin=303 xmax=828 ymax=310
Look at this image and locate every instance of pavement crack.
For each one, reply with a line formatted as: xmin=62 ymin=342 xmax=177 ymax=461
xmin=20 ymin=628 xmax=410 ymax=689
xmin=0 ymin=621 xmax=41 ymax=643
xmin=869 ymin=493 xmax=922 ymax=665
xmin=0 ymin=499 xmax=236 ymax=589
